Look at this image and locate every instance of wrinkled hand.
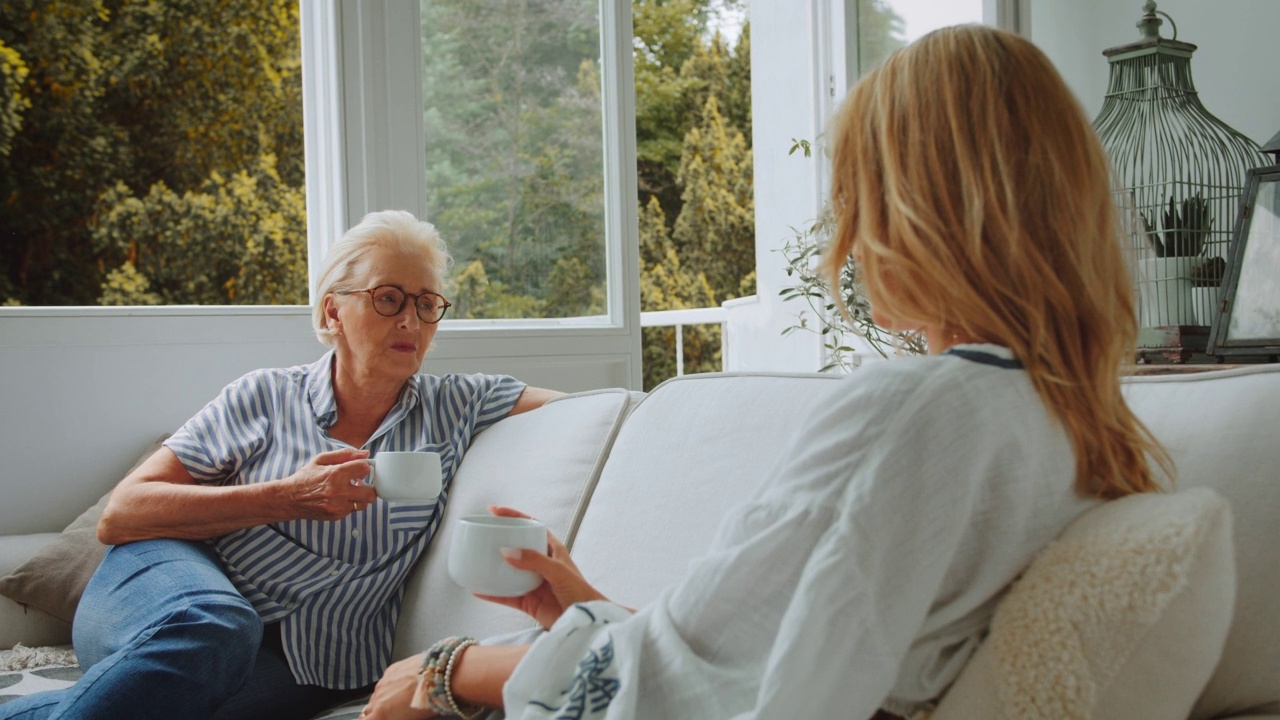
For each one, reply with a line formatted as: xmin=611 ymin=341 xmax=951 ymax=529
xmin=282 ymin=448 xmax=378 ymax=521
xmin=360 ymin=652 xmax=435 ymax=720
xmin=475 ymin=506 xmax=609 ymax=629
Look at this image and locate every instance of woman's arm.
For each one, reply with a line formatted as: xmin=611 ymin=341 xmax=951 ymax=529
xmin=362 ymin=645 xmax=528 ymax=719
xmin=450 ymin=645 xmax=528 ymax=709
xmin=97 ymin=446 xmax=378 ymax=545
xmin=509 ymin=386 xmax=563 ymax=416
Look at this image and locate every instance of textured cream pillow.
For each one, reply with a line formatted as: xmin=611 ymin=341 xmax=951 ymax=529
xmin=930 ymin=487 xmax=1235 ymax=720
xmin=0 ymin=435 xmax=169 ymax=624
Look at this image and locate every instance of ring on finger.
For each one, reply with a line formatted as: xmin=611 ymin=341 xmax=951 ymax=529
xmin=352 ymin=501 xmax=359 ymax=512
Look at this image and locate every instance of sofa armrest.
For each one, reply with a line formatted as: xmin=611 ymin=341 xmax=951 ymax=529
xmin=0 ymin=534 xmax=74 ymax=649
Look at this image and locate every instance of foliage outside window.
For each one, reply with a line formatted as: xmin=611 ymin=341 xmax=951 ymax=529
xmin=0 ymin=0 xmax=306 ymax=307
xmin=421 ymin=0 xmax=608 ymax=321
xmin=421 ymin=0 xmax=754 ymax=390
xmin=634 ymin=0 xmax=753 ymax=389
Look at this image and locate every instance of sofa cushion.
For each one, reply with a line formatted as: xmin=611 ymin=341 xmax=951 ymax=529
xmin=567 ymin=372 xmax=842 ymax=606
xmin=0 ymin=535 xmax=74 ymax=650
xmin=930 ymin=487 xmax=1234 ymax=720
xmin=392 ymin=389 xmax=632 ymax=660
xmin=1121 ymin=366 xmax=1280 ymax=718
xmin=0 ymin=435 xmax=168 ymax=627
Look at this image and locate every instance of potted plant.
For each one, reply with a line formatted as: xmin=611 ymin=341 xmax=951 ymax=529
xmin=1138 ymin=193 xmax=1211 ymax=327
xmin=778 ymin=138 xmax=926 ymax=371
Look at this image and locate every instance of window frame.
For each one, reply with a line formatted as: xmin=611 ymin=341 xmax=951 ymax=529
xmin=301 ymin=0 xmax=643 ymax=388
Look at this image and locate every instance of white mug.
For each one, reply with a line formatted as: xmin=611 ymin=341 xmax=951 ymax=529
xmin=447 ymin=515 xmax=547 ymax=597
xmin=367 ymin=451 xmax=442 ymax=503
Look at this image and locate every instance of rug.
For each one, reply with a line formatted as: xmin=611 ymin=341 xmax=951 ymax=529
xmin=0 ymin=645 xmax=81 ymax=705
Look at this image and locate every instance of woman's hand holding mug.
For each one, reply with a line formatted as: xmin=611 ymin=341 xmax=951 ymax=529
xmin=472 ymin=505 xmax=614 ymax=629
xmin=284 ymin=448 xmax=378 ymax=521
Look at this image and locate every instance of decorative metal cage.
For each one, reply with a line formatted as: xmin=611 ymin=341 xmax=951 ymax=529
xmin=1092 ymin=1 xmax=1267 ymax=361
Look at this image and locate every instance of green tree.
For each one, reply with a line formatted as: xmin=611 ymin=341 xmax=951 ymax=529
xmin=0 ymin=40 xmax=30 ymax=157
xmin=0 ymin=0 xmax=306 ymax=306
xmin=638 ymin=195 xmax=719 ymax=389
xmin=632 ymin=1 xmax=752 ymax=387
xmin=90 ymin=153 xmax=307 ymax=305
xmin=421 ymin=0 xmax=604 ymax=318
xmin=672 ymin=95 xmax=754 ymax=302
xmin=633 ymin=0 xmax=711 ymax=220
xmin=546 ymin=256 xmax=605 ymax=318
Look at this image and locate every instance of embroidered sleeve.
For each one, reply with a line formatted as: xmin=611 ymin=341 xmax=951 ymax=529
xmin=505 ymin=602 xmax=631 ymax=719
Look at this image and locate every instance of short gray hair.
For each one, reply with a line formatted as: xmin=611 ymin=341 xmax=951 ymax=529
xmin=312 ymin=210 xmax=451 ymax=347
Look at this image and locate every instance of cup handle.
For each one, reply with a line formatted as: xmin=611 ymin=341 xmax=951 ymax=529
xmin=364 ymin=459 xmax=376 ymax=489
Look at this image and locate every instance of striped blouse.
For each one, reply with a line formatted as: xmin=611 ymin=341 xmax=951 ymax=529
xmin=164 ymin=350 xmax=525 ymax=689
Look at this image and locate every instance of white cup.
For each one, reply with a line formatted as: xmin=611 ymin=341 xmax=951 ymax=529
xmin=447 ymin=515 xmax=547 ymax=597
xmin=367 ymin=451 xmax=442 ymax=502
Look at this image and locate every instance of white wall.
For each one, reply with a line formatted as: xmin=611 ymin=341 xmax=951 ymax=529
xmin=723 ymin=0 xmax=831 ymax=373
xmin=1032 ymin=0 xmax=1280 ymax=146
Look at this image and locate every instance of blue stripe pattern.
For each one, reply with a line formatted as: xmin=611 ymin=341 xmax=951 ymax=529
xmin=164 ymin=351 xmax=525 ymax=689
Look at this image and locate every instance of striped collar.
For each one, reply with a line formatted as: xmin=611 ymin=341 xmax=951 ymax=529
xmin=943 ymin=344 xmax=1023 ymax=369
xmin=304 ymin=350 xmax=421 ymax=431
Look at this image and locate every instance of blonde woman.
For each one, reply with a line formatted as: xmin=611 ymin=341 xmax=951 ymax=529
xmin=362 ymin=25 xmax=1169 ymax=720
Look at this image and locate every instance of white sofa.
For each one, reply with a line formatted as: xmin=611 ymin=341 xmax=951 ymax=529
xmin=1 ymin=367 xmax=1278 ymax=718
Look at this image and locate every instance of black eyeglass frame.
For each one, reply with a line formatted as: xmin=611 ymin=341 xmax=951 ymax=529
xmin=335 ymin=285 xmax=452 ymax=324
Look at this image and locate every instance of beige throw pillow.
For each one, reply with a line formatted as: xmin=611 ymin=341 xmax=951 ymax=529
xmin=930 ymin=487 xmax=1235 ymax=720
xmin=0 ymin=435 xmax=169 ymax=624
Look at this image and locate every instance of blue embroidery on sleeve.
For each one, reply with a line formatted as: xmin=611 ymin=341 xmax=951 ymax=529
xmin=528 ymin=639 xmax=620 ymax=719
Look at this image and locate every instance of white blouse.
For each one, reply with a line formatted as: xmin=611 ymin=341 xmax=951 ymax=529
xmin=503 ymin=345 xmax=1097 ymax=718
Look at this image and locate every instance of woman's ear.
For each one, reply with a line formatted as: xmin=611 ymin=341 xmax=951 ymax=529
xmin=322 ymin=294 xmax=342 ymax=334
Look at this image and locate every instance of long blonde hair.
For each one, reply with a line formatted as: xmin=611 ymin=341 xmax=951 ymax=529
xmin=821 ymin=25 xmax=1170 ymax=498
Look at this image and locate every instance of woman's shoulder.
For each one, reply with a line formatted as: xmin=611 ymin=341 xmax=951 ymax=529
xmin=223 ymin=354 xmax=331 ymax=397
xmin=839 ymin=345 xmax=1021 ymax=399
xmin=411 ymin=371 xmax=519 ymax=394
xmin=821 ymin=345 xmax=1039 ymax=446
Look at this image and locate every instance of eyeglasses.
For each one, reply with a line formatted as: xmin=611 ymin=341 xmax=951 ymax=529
xmin=336 ymin=285 xmax=452 ymax=323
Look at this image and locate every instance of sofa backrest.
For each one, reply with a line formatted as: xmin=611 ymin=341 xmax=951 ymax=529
xmin=567 ymin=372 xmax=841 ymax=607
xmin=392 ymin=388 xmax=633 ymax=659
xmin=1122 ymin=365 xmax=1280 ymax=719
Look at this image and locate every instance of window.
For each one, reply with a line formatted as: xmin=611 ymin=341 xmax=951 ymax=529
xmin=305 ymin=0 xmax=641 ymax=390
xmin=853 ymin=0 xmax=986 ymax=74
xmin=421 ymin=0 xmax=608 ymax=321
xmin=0 ymin=1 xmax=307 ymax=307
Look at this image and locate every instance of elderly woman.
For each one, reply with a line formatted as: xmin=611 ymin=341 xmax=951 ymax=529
xmin=0 ymin=210 xmax=558 ymax=720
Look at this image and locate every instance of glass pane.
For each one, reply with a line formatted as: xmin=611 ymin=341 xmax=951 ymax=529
xmin=421 ymin=0 xmax=607 ymax=320
xmin=858 ymin=0 xmax=984 ymax=73
xmin=1228 ymin=179 xmax=1280 ymax=341
xmin=0 ymin=1 xmax=307 ymax=307
xmin=634 ymin=0 xmax=753 ymax=389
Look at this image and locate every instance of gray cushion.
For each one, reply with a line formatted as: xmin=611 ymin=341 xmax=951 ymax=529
xmin=0 ymin=436 xmax=168 ymax=627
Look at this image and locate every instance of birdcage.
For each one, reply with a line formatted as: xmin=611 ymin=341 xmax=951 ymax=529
xmin=1092 ymin=1 xmax=1267 ymax=363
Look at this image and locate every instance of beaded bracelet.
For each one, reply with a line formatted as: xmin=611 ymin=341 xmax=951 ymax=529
xmin=444 ymin=638 xmax=481 ymax=719
xmin=411 ymin=636 xmax=484 ymax=718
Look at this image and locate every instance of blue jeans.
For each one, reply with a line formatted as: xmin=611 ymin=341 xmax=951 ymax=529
xmin=0 ymin=539 xmax=365 ymax=720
